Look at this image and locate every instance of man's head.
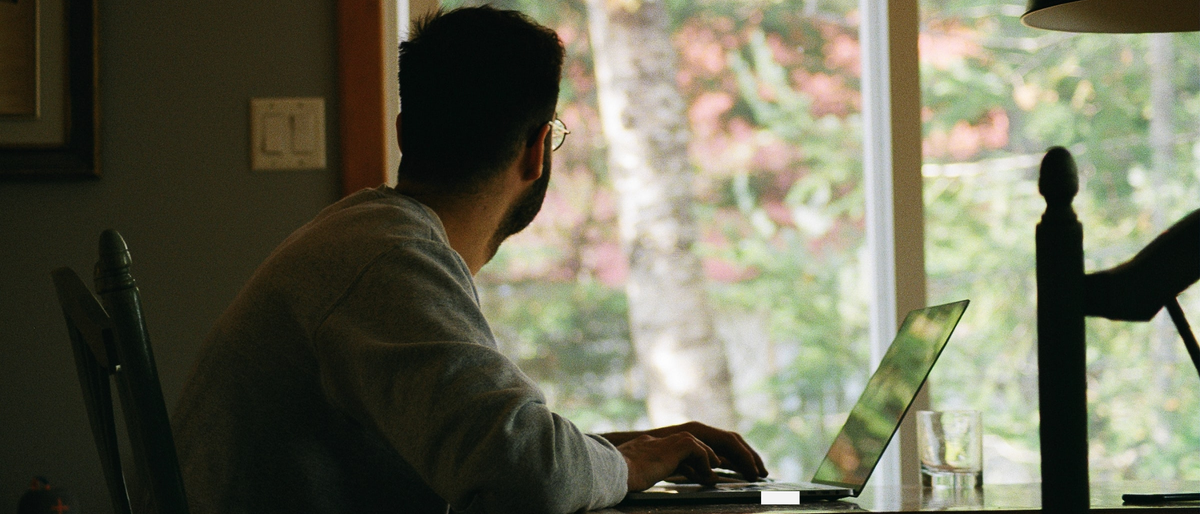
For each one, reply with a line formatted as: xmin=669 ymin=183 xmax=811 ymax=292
xmin=397 ymin=6 xmax=565 ymax=194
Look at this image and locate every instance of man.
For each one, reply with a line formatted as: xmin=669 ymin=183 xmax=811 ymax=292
xmin=172 ymin=6 xmax=767 ymax=514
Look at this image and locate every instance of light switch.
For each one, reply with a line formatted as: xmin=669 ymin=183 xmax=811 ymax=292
xmin=262 ymin=114 xmax=288 ymax=154
xmin=251 ymin=97 xmax=326 ymax=170
xmin=291 ymin=111 xmax=318 ymax=154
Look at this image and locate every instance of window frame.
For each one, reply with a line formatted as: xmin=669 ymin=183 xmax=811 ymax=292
xmin=860 ymin=0 xmax=927 ymax=490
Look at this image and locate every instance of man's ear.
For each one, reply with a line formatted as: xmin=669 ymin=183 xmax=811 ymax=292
xmin=395 ymin=113 xmax=404 ymax=152
xmin=522 ymin=123 xmax=551 ymax=182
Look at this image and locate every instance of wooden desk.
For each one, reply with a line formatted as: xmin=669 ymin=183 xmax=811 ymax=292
xmin=600 ymin=482 xmax=1199 ymax=513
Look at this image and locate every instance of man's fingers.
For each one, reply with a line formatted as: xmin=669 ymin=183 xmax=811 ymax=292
xmin=693 ymin=423 xmax=770 ymax=479
xmin=675 ymin=463 xmax=719 ymax=486
xmin=718 ymin=433 xmax=765 ymax=479
xmin=709 ymin=434 xmax=758 ymax=479
xmin=678 ymin=424 xmax=765 ymax=480
xmin=670 ymin=432 xmax=718 ymax=466
xmin=731 ymin=432 xmax=769 ymax=477
xmin=668 ymin=433 xmax=719 ymax=484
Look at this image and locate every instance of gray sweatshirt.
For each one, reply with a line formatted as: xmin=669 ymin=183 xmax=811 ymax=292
xmin=172 ymin=186 xmax=628 ymax=514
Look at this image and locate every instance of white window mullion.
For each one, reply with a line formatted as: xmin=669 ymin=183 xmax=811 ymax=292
xmin=385 ymin=0 xmax=406 ymax=185
xmin=860 ymin=0 xmax=927 ymax=496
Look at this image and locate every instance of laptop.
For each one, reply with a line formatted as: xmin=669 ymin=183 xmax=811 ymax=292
xmin=622 ymin=299 xmax=970 ymax=504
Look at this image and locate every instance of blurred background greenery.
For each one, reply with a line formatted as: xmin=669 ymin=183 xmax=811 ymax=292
xmin=441 ymin=0 xmax=1199 ymax=484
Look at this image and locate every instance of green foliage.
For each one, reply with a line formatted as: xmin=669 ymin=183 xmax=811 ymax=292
xmin=476 ymin=278 xmax=647 ymax=429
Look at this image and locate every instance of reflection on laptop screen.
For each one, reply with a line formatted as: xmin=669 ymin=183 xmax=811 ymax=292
xmin=811 ymin=300 xmax=968 ymax=492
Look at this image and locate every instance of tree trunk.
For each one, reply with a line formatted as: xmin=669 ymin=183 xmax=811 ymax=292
xmin=585 ymin=0 xmax=735 ymax=429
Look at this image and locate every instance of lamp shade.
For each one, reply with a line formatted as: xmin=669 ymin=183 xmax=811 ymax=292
xmin=1022 ymin=0 xmax=1200 ymax=33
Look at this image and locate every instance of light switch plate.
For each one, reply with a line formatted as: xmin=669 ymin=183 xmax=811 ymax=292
xmin=251 ymin=97 xmax=326 ymax=170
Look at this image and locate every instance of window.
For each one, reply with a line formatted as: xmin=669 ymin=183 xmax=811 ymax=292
xmin=389 ymin=0 xmax=1199 ymax=489
xmin=439 ymin=0 xmax=925 ymax=486
xmin=919 ymin=1 xmax=1200 ymax=482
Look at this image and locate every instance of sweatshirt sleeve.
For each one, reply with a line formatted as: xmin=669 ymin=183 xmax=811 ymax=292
xmin=311 ymin=240 xmax=628 ymax=514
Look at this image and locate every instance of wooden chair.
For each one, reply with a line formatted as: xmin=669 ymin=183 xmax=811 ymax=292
xmin=1035 ymin=147 xmax=1199 ymax=513
xmin=50 ymin=230 xmax=189 ymax=514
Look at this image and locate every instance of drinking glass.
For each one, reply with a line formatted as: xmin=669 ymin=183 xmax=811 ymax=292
xmin=917 ymin=410 xmax=983 ymax=489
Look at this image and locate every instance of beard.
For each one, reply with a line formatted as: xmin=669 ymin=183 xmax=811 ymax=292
xmin=486 ymin=146 xmax=552 ymax=259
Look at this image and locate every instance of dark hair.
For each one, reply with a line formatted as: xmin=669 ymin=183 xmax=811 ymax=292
xmin=398 ymin=6 xmax=564 ymax=192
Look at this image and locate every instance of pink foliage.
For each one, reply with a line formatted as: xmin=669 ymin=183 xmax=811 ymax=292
xmin=791 ymin=70 xmax=859 ymax=117
xmin=590 ymin=188 xmax=618 ymax=222
xmin=981 ymin=108 xmax=1009 ymax=150
xmin=924 ymin=108 xmax=1010 ymax=161
xmin=690 ymin=133 xmax=733 ymax=177
xmin=702 ymin=224 xmax=731 ymax=249
xmin=823 ymin=31 xmax=861 ymax=77
xmin=676 ymin=21 xmax=729 ymax=79
xmin=697 ymin=213 xmax=760 ymax=283
xmin=689 ymin=91 xmax=735 ymax=138
xmin=566 ymin=62 xmax=593 ymax=95
xmin=728 ymin=117 xmax=754 ymax=143
xmin=753 ymin=139 xmax=793 ymax=174
xmin=585 ymin=242 xmax=628 ymax=286
xmin=757 ymin=80 xmax=779 ymax=102
xmin=947 ymin=120 xmax=982 ymax=161
xmin=772 ymin=168 xmax=800 ymax=197
xmin=703 ymin=257 xmax=758 ymax=283
xmin=765 ymin=33 xmax=801 ymax=67
xmin=919 ymin=21 xmax=983 ymax=70
xmin=762 ymin=200 xmax=793 ymax=226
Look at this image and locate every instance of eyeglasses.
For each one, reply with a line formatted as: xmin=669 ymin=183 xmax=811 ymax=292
xmin=549 ymin=118 xmax=570 ymax=151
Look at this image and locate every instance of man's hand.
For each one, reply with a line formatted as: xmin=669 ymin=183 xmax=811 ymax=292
xmin=616 ymin=433 xmax=720 ymax=492
xmin=604 ymin=422 xmax=769 ymax=492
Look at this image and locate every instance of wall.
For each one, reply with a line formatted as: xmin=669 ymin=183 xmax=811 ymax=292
xmin=0 ymin=1 xmax=341 ymax=511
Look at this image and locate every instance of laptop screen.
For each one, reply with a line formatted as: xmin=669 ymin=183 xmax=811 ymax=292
xmin=811 ymin=300 xmax=969 ymax=494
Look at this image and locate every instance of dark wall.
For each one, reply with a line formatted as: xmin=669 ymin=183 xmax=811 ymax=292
xmin=0 ymin=1 xmax=342 ymax=511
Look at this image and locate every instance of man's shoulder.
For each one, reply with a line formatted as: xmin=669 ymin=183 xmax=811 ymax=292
xmin=309 ymin=186 xmax=445 ymax=243
xmin=273 ymin=187 xmax=456 ymax=268
xmin=240 ymin=186 xmax=472 ymax=315
xmin=206 ymin=185 xmax=481 ymax=353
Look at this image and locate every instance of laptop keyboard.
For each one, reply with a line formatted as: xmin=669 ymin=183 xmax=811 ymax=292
xmin=716 ymin=481 xmax=843 ymax=492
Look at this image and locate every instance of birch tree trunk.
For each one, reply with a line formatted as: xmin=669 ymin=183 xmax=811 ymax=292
xmin=585 ymin=0 xmax=735 ymax=428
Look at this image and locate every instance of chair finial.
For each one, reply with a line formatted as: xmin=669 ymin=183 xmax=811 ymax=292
xmin=1038 ymin=146 xmax=1078 ymax=207
xmin=95 ymin=229 xmax=135 ymax=293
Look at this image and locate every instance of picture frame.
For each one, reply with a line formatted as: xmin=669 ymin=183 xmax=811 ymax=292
xmin=0 ymin=0 xmax=99 ymax=179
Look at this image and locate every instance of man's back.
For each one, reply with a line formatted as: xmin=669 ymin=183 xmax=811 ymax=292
xmin=172 ymin=187 xmax=627 ymax=514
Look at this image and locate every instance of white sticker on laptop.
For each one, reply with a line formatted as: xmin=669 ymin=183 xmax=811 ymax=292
xmin=761 ymin=491 xmax=801 ymax=505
